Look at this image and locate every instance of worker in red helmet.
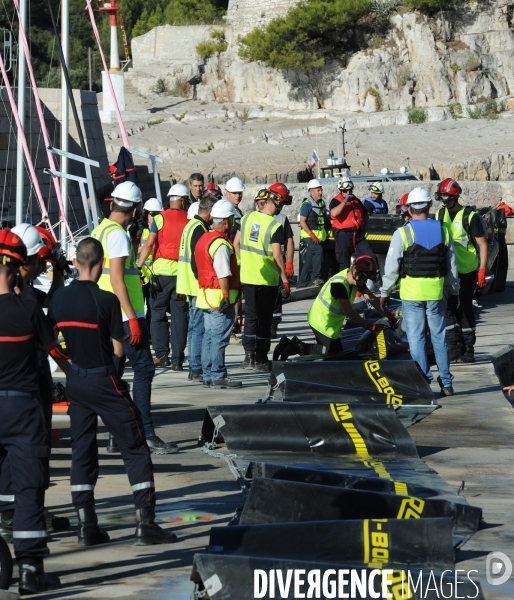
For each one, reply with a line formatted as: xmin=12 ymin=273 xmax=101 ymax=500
xmin=265 ymin=183 xmax=295 ymax=339
xmin=434 ymin=178 xmax=488 ymax=363
xmin=275 ymin=254 xmax=395 ymax=359
xmin=298 ymin=179 xmax=329 ymax=288
xmin=206 ymin=182 xmax=223 ymax=200
xmin=396 ymin=193 xmax=411 ymax=222
xmin=0 ymin=228 xmax=61 ymax=594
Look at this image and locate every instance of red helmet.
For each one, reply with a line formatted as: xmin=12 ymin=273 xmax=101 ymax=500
xmin=109 ymin=163 xmax=117 ymax=176
xmin=268 ymin=182 xmax=292 ymax=205
xmin=353 ymin=254 xmax=378 ymax=276
xmin=0 ymin=228 xmax=27 ymax=265
xmin=206 ymin=182 xmax=223 ymax=199
xmin=435 ymin=178 xmax=462 ymax=202
xmin=35 ymin=226 xmax=57 ymax=263
xmin=399 ymin=193 xmax=409 ymax=205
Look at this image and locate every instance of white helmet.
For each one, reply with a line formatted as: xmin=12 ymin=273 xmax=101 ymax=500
xmin=144 ymin=198 xmax=163 ymax=212
xmin=338 ymin=176 xmax=354 ymax=191
xmin=368 ymin=182 xmax=384 ymax=194
xmin=187 ymin=201 xmax=200 ymax=219
xmin=407 ymin=187 xmax=431 ymax=207
xmin=11 ymin=223 xmax=44 ymax=256
xmin=307 ymin=179 xmax=322 ymax=189
xmin=168 ymin=183 xmax=189 ymax=198
xmin=112 ymin=181 xmax=142 ymax=207
xmin=211 ymin=199 xmax=236 ymax=219
xmin=225 ymin=177 xmax=246 ymax=193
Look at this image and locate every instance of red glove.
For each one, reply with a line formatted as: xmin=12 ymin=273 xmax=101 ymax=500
xmin=367 ymin=323 xmax=387 ymax=332
xmin=285 ymin=262 xmax=294 ymax=277
xmin=309 ymin=232 xmax=319 ymax=243
xmin=281 ymin=280 xmax=291 ymax=299
xmin=128 ymin=318 xmax=143 ymax=346
xmin=386 ymin=311 xmax=399 ymax=328
xmin=477 ymin=268 xmax=487 ymax=289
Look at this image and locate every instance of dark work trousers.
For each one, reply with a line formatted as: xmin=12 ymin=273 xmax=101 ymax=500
xmin=0 ymin=392 xmax=49 ymax=566
xmin=445 ymin=270 xmax=477 ymax=350
xmin=334 ymin=229 xmax=377 ymax=270
xmin=0 ymin=352 xmax=53 ymax=515
xmin=311 ymin=327 xmax=344 ymax=354
xmin=149 ymin=275 xmax=188 ymax=366
xmin=297 ymin=238 xmax=324 ymax=288
xmin=67 ymin=365 xmax=155 ymax=510
xmin=272 ymin=289 xmax=283 ymax=326
xmin=142 ymin=283 xmax=152 ymax=337
xmin=242 ymin=284 xmax=279 ymax=357
xmin=113 ymin=318 xmax=156 ymax=438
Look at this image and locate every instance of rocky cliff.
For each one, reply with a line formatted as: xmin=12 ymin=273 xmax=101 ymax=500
xmin=126 ymin=0 xmax=514 ymax=113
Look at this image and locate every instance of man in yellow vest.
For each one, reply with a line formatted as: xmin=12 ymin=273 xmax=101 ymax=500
xmin=239 ymin=188 xmax=290 ymax=371
xmin=435 ymin=178 xmax=488 ymax=363
xmin=92 ymin=181 xmax=176 ymax=455
xmin=177 ymin=195 xmax=216 ymax=381
xmin=195 ymin=200 xmax=242 ymax=388
xmin=381 ymin=188 xmax=460 ymax=397
xmin=297 ymin=179 xmax=328 ymax=288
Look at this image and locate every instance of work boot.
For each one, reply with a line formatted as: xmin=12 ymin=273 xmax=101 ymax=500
xmin=106 ymin=433 xmax=120 ymax=454
xmin=77 ymin=506 xmax=110 ymax=547
xmin=0 ymin=509 xmax=13 ymax=543
xmin=19 ymin=562 xmax=61 ymax=595
xmin=153 ymin=355 xmax=171 ymax=367
xmin=273 ymin=336 xmax=291 ymax=361
xmin=44 ymin=508 xmax=70 ymax=532
xmin=280 ymin=336 xmax=305 ymax=360
xmin=240 ymin=351 xmax=256 ymax=370
xmin=146 ymin=436 xmax=179 ymax=454
xmin=458 ymin=346 xmax=475 ymax=363
xmin=134 ymin=507 xmax=178 ymax=546
xmin=270 ymin=323 xmax=278 ymax=339
xmin=449 ymin=344 xmax=463 ymax=363
xmin=255 ymin=354 xmax=272 ymax=372
xmin=188 ymin=369 xmax=203 ymax=381
xmin=437 ymin=376 xmax=454 ymax=397
xmin=210 ymin=378 xmax=242 ymax=389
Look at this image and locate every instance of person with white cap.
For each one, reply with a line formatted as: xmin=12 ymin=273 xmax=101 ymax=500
xmin=380 ymin=187 xmax=460 ymax=397
xmin=177 ymin=194 xmax=217 ymax=381
xmin=92 ymin=181 xmax=176 ymax=455
xmin=138 ymin=183 xmax=189 ymax=371
xmin=297 ymin=179 xmax=329 ymax=288
xmin=194 ymin=200 xmax=242 ymax=388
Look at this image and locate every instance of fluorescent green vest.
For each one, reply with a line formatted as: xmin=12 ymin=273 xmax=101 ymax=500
xmin=240 ymin=211 xmax=281 ymax=286
xmin=300 ymin=197 xmax=328 ymax=242
xmin=91 ymin=219 xmax=145 ymax=316
xmin=398 ymin=224 xmax=450 ymax=301
xmin=177 ymin=218 xmax=208 ymax=297
xmin=307 ymin=270 xmax=357 ymax=339
xmin=196 ymin=237 xmax=239 ymax=309
xmin=436 ymin=207 xmax=478 ymax=274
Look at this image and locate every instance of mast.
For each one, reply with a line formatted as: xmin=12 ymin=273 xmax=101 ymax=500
xmin=60 ymin=0 xmax=70 ymax=248
xmin=15 ymin=0 xmax=27 ymax=225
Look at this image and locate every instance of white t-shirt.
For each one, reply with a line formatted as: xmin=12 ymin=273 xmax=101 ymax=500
xmin=106 ymin=228 xmax=145 ymax=321
xmin=213 ymin=244 xmax=232 ymax=279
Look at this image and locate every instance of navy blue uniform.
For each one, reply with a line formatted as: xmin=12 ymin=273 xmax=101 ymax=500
xmin=0 ymin=292 xmax=55 ymax=565
xmin=48 ymin=280 xmax=156 ymax=511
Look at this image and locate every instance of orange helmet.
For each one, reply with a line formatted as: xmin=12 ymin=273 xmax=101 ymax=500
xmin=268 ymin=182 xmax=292 ymax=205
xmin=0 ymin=228 xmax=27 ymax=265
xmin=35 ymin=226 xmax=57 ymax=263
xmin=435 ymin=178 xmax=462 ymax=202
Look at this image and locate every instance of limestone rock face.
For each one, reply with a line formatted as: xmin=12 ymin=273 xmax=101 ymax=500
xmin=126 ymin=0 xmax=514 ymax=112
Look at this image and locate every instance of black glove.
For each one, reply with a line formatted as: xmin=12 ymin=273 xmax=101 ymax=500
xmin=447 ymin=294 xmax=460 ymax=312
xmin=380 ymin=296 xmax=391 ymax=311
xmin=219 ymin=297 xmax=231 ymax=313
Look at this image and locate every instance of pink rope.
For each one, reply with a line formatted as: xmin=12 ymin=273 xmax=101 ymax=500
xmin=86 ymin=0 xmax=130 ymax=148
xmin=12 ymin=0 xmax=73 ymax=242
xmin=0 ymin=53 xmax=52 ymax=227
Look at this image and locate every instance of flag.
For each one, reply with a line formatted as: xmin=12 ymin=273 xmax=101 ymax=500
xmin=309 ymin=149 xmax=319 ymax=169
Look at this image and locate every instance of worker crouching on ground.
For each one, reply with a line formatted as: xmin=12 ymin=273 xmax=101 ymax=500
xmin=0 ymin=229 xmax=60 ymax=594
xmin=380 ymin=188 xmax=460 ymax=397
xmin=275 ymin=255 xmax=396 ymax=360
xmin=195 ymin=200 xmax=242 ymax=388
xmin=49 ymin=238 xmax=178 ymax=548
xmin=239 ymin=188 xmax=290 ymax=371
xmin=434 ymin=178 xmax=488 ymax=363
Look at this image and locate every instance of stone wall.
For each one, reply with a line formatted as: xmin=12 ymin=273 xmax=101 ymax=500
xmin=0 ymin=88 xmax=109 ymax=229
xmin=127 ymin=0 xmax=514 ymax=113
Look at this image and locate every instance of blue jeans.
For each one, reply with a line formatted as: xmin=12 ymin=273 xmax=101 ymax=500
xmin=187 ymin=296 xmax=205 ymax=372
xmin=402 ymin=299 xmax=453 ymax=388
xmin=113 ymin=318 xmax=156 ymax=437
xmin=201 ymin=307 xmax=235 ymax=382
